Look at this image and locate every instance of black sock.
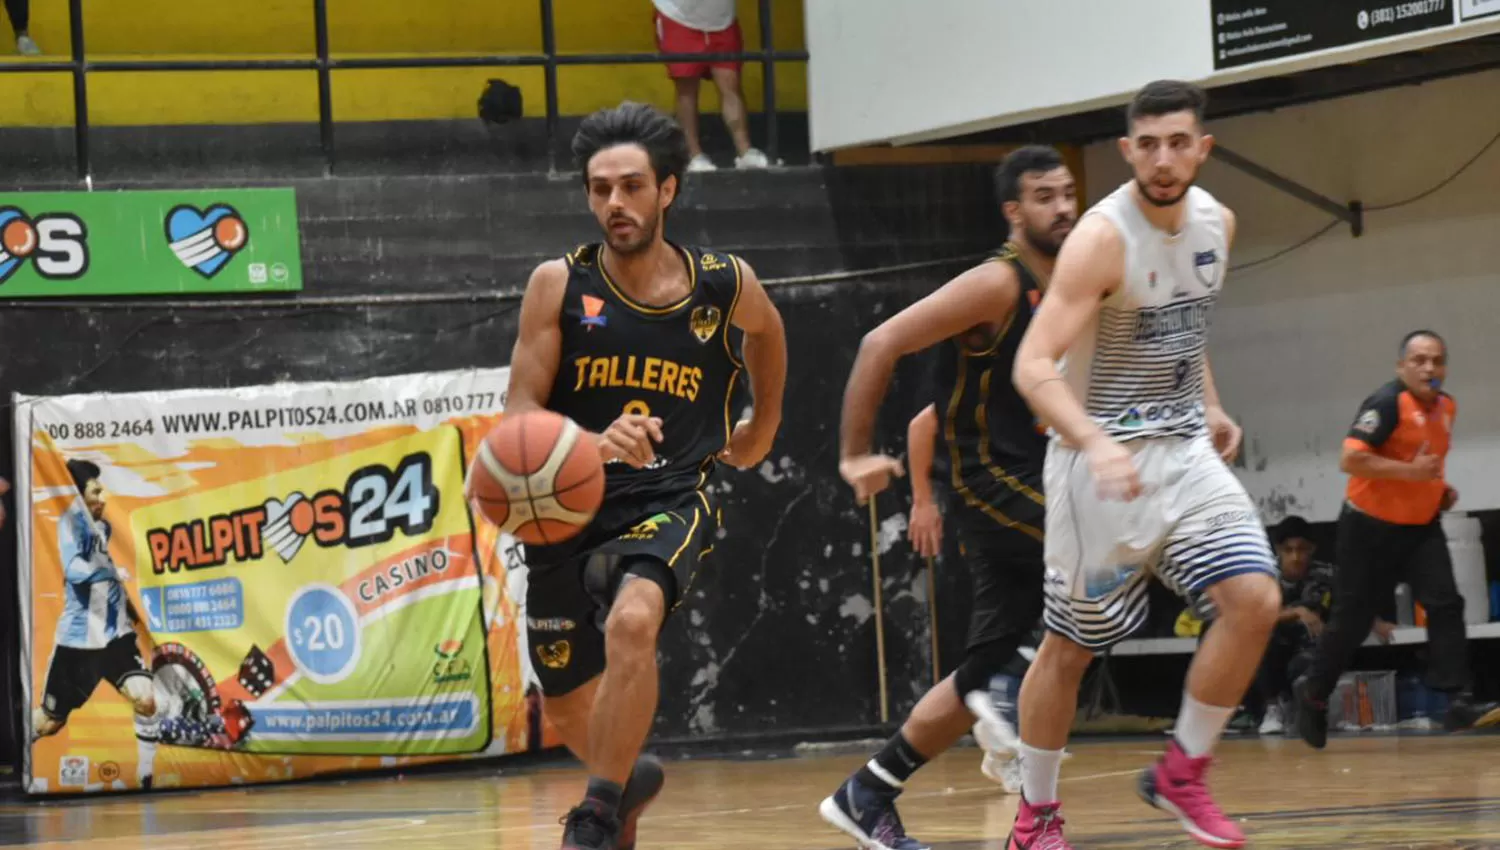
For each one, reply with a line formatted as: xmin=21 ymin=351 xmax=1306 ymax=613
xmin=585 ymin=776 xmax=624 ymax=815
xmin=855 ymin=732 xmax=927 ymax=796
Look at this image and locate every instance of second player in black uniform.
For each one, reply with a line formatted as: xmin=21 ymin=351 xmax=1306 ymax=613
xmin=821 ymin=146 xmax=1078 ymax=850
xmin=504 ymin=102 xmax=787 ymax=850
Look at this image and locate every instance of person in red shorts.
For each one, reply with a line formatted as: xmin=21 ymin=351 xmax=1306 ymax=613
xmin=652 ymin=0 xmax=769 ymax=172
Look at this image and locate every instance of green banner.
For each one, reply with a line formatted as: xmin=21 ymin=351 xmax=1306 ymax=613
xmin=0 ymin=188 xmax=302 ymax=297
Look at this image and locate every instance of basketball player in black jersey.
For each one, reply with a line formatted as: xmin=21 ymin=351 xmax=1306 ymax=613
xmin=820 ymin=146 xmax=1077 ymax=850
xmin=504 ymin=102 xmax=787 ymax=850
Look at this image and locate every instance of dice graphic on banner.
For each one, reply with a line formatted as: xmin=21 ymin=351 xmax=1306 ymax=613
xmin=238 ymin=644 xmax=276 ymax=697
xmin=222 ymin=699 xmax=254 ymax=745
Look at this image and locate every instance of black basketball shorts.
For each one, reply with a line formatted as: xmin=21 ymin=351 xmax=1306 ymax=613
xmin=523 ymin=488 xmax=718 ymax=696
xmin=951 ymin=496 xmax=1047 ymax=654
xmin=41 ymin=634 xmax=150 ymax=723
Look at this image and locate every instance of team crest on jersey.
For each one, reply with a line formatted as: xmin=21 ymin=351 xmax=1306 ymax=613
xmin=690 ymin=305 xmax=721 ymax=343
xmin=1354 ymin=409 xmax=1380 ymax=434
xmin=536 ymin=640 xmax=571 ymax=670
xmin=1193 ymin=249 xmax=1221 ymax=289
xmin=700 ymin=253 xmax=728 ymax=272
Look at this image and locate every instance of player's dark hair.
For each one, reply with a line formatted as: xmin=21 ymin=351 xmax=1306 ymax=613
xmin=1400 ymin=329 xmax=1446 ymax=356
xmin=66 ymin=459 xmax=101 ymax=494
xmin=994 ymin=145 xmax=1066 ymax=206
xmin=1273 ymin=515 xmax=1313 ymax=546
xmin=1126 ymin=80 xmax=1208 ymax=133
xmin=572 ymin=101 xmax=691 ymax=190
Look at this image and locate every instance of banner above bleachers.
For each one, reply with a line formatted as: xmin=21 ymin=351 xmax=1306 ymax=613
xmin=807 ymin=0 xmax=1500 ymax=151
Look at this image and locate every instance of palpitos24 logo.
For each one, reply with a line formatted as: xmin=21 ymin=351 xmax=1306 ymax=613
xmin=166 ymin=204 xmax=250 ymax=279
xmin=147 ymin=453 xmax=439 ymax=575
xmin=0 ymin=207 xmax=89 ymax=285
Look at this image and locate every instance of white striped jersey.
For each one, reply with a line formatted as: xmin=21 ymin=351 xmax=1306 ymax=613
xmin=55 ymin=499 xmax=131 ymax=650
xmin=1059 ymin=182 xmax=1228 ymax=442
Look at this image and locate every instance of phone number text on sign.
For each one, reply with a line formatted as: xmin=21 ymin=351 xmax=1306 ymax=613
xmin=41 ymin=419 xmax=156 ymax=442
xmin=1363 ymin=0 xmax=1446 ymax=27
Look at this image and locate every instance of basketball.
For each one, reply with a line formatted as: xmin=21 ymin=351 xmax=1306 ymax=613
xmin=466 ymin=409 xmax=605 ymax=545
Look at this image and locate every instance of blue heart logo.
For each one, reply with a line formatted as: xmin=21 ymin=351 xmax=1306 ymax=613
xmin=0 ymin=207 xmax=37 ymax=286
xmin=166 ymin=204 xmax=250 ymax=279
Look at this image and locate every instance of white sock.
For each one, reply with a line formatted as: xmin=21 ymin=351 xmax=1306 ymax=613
xmin=1018 ymin=742 xmax=1063 ymax=804
xmin=135 ymin=711 xmax=160 ymax=782
xmin=1175 ymin=692 xmax=1235 ymax=758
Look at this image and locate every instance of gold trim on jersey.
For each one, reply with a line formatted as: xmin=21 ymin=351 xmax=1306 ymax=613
xmin=975 ymin=367 xmax=1046 ymax=506
xmin=996 ymin=240 xmax=1042 ymax=292
xmin=666 ymin=491 xmax=714 ymax=612
xmin=959 ymin=304 xmax=1015 ymax=358
xmin=722 ymin=365 xmax=742 ymax=447
xmin=943 ymin=357 xmax=1044 ymax=541
xmin=667 ymin=504 xmax=704 ymax=567
xmin=598 ymin=243 xmax=699 ymax=315
xmin=723 ymin=256 xmax=747 ymax=369
xmin=958 ymin=243 xmax=1026 ymax=357
xmin=719 ymin=255 xmax=747 ymax=446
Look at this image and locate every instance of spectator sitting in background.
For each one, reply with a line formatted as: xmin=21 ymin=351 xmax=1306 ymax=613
xmin=1189 ymin=515 xmax=1396 ymax=735
xmin=5 ymin=0 xmax=40 ymax=55
xmin=651 ymin=0 xmax=769 ymax=172
xmin=1254 ymin=516 xmax=1341 ymax=735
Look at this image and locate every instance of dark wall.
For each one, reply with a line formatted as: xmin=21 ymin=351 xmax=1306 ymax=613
xmin=0 ymin=163 xmax=1007 ymax=754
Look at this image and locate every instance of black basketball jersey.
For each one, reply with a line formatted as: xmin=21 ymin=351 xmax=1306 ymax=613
xmin=928 ymin=243 xmax=1047 ymax=529
xmin=546 ymin=242 xmax=744 ymax=505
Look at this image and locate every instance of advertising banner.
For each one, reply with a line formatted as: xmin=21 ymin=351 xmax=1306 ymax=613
xmin=15 ymin=368 xmax=557 ymax=794
xmin=0 ymin=188 xmax=302 ymax=297
xmin=1460 ymin=0 xmax=1500 ymax=19
xmin=1212 ymin=0 xmax=1457 ymax=70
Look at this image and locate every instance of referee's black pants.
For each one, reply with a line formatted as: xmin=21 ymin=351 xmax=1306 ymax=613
xmin=1304 ymin=505 xmax=1471 ymax=700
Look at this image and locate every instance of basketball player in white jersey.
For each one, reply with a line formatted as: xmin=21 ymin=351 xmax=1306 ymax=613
xmin=1006 ymin=81 xmax=1280 ymax=850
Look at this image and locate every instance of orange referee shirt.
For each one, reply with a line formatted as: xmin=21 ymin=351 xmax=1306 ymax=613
xmin=1343 ymin=378 xmax=1454 ymax=525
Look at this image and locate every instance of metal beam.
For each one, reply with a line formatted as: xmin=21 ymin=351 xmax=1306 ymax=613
xmin=540 ymin=0 xmax=559 ymax=176
xmin=1211 ymin=145 xmax=1364 ymax=237
xmin=67 ymin=0 xmax=88 ymax=183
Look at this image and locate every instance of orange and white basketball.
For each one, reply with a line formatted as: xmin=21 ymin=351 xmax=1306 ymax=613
xmin=466 ymin=409 xmax=605 ymax=545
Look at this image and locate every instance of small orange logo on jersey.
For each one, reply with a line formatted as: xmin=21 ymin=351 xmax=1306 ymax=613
xmin=1027 ymin=289 xmax=1041 ymax=309
xmin=580 ymin=295 xmax=606 ymax=330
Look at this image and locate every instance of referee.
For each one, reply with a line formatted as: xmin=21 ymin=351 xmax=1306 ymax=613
xmin=1295 ymin=330 xmax=1500 ymax=748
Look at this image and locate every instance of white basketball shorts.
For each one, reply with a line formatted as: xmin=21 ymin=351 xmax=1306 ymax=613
xmin=1041 ymin=433 xmax=1276 ymax=650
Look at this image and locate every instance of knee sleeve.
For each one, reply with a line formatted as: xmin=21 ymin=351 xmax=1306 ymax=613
xmin=622 ymin=558 xmax=677 ymax=609
xmin=953 ymin=635 xmax=1023 ymax=697
xmin=581 ymin=553 xmax=675 ymax=629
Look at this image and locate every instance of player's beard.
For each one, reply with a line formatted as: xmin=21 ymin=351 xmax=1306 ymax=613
xmin=1135 ymin=171 xmax=1195 ymax=208
xmin=603 ymin=209 xmax=661 ymax=256
xmin=1024 ymin=216 xmax=1074 ymax=258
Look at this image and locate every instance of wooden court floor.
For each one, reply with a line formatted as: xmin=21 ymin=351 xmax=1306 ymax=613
xmin=5 ymin=735 xmax=1500 ymax=848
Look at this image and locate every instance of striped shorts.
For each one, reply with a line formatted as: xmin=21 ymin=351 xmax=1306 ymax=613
xmin=1041 ymin=433 xmax=1277 ymax=650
